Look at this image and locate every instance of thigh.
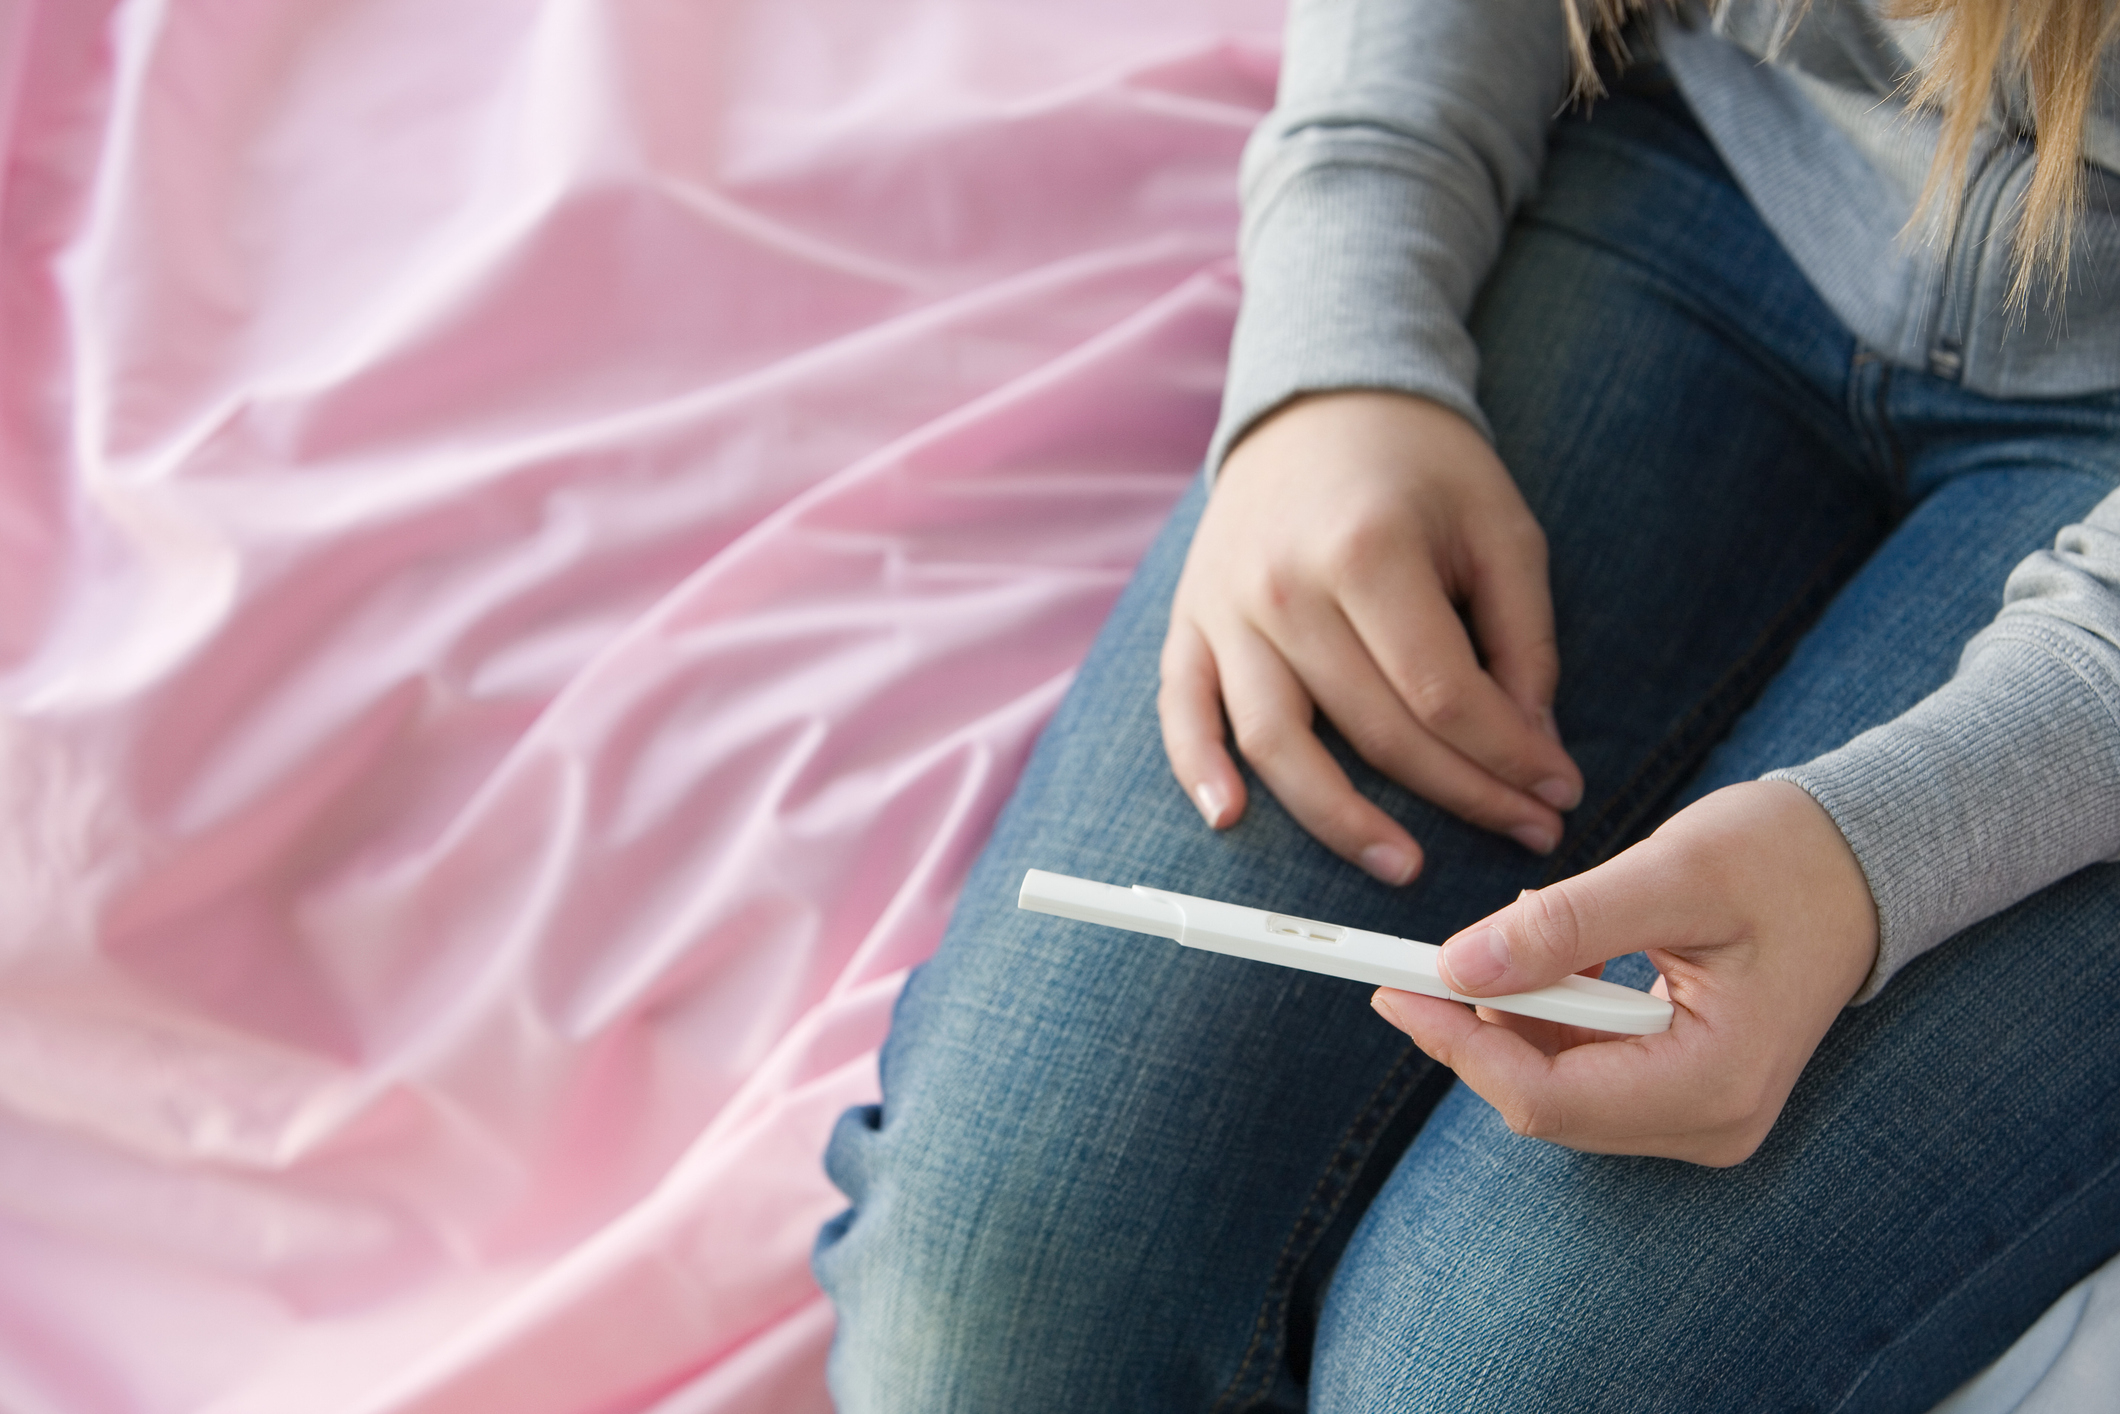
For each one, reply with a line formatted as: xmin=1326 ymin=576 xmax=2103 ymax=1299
xmin=1316 ymin=866 xmax=2120 ymax=1414
xmin=1314 ymin=457 xmax=2120 ymax=1410
xmin=1482 ymin=71 xmax=1898 ymax=878
xmin=1315 ymin=882 xmax=2120 ymax=1414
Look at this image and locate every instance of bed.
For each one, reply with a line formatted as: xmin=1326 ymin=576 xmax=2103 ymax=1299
xmin=0 ymin=2 xmax=2110 ymax=1410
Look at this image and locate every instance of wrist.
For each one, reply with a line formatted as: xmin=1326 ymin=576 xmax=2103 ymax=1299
xmin=1744 ymin=780 xmax=1881 ymax=1006
xmin=1217 ymin=390 xmax=1483 ymax=487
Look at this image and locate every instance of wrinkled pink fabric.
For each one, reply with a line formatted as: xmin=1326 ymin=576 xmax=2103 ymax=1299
xmin=0 ymin=2 xmax=1280 ymax=1409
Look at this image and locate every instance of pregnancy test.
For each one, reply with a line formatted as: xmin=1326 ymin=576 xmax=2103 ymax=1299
xmin=1018 ymin=868 xmax=1671 ymax=1035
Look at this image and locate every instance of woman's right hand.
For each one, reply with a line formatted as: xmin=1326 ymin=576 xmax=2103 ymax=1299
xmin=1159 ymin=390 xmax=1583 ymax=884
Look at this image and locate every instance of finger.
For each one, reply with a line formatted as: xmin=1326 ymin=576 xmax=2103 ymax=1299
xmin=1339 ymin=560 xmax=1581 ymax=813
xmin=1215 ymin=628 xmax=1423 ymax=885
xmin=1470 ymin=1004 xmax=1628 ymax=1056
xmin=1469 ymin=1006 xmax=1590 ymax=1058
xmin=1385 ymin=975 xmax=1642 ymax=1059
xmin=1374 ymin=987 xmax=1642 ymax=1135
xmin=1375 ymin=988 xmax=1725 ymax=1160
xmin=1157 ymin=618 xmax=1248 ymax=830
xmin=1269 ymin=605 xmax=1564 ymax=853
xmin=1437 ymin=843 xmax=1712 ymax=996
xmin=1462 ymin=516 xmax=1569 ymax=762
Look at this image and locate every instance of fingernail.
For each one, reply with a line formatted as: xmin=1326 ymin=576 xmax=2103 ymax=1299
xmin=1360 ymin=842 xmax=1416 ymax=886
xmin=1532 ymin=776 xmax=1580 ymax=811
xmin=1509 ymin=822 xmax=1557 ymax=855
xmin=1440 ymin=927 xmax=1510 ymax=994
xmin=1370 ymin=990 xmax=1407 ymax=1027
xmin=1535 ymin=706 xmax=1562 ymax=742
xmin=1194 ymin=781 xmax=1228 ymax=829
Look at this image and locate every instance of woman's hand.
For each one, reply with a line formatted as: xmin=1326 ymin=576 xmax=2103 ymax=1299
xmin=1371 ymin=780 xmax=1881 ymax=1167
xmin=1160 ymin=391 xmax=1584 ymax=884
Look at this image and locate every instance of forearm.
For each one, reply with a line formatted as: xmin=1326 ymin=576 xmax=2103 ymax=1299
xmin=1769 ymin=491 xmax=2120 ymax=1001
xmin=1212 ymin=0 xmax=1570 ymax=470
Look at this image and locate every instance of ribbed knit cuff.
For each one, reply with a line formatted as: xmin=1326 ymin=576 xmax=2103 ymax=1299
xmin=1764 ymin=625 xmax=2120 ymax=1003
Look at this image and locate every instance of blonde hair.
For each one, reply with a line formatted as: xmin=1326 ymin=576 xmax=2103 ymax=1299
xmin=1565 ymin=0 xmax=2120 ymax=302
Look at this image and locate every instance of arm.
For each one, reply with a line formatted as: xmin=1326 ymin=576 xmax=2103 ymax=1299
xmin=1212 ymin=0 xmax=1572 ymax=470
xmin=1166 ymin=0 xmax=1586 ymax=875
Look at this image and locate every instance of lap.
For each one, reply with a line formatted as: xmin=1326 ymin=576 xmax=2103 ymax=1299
xmin=816 ymin=79 xmax=2120 ymax=1413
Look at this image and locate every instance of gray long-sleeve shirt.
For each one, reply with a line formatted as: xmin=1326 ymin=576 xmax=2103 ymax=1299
xmin=1214 ymin=0 xmax=2120 ymax=1000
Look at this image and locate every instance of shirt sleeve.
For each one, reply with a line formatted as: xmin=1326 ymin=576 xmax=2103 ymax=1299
xmin=1207 ymin=0 xmax=1572 ymax=472
xmin=1766 ymin=489 xmax=2120 ymax=1002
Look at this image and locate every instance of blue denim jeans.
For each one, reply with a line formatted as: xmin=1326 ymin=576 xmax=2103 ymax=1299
xmin=814 ymin=76 xmax=2120 ymax=1412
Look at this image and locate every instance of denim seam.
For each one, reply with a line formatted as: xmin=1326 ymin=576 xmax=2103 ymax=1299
xmin=1208 ymin=1042 xmax=1431 ymax=1414
xmin=1846 ymin=349 xmax=1910 ymax=501
xmin=1874 ymin=360 xmax=1910 ymax=497
xmin=1550 ymin=519 xmax=1882 ymax=878
xmin=1827 ymin=1137 xmax=2120 ymax=1413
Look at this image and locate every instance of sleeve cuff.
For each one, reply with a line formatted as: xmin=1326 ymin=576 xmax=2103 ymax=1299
xmin=1763 ymin=624 xmax=2120 ymax=1003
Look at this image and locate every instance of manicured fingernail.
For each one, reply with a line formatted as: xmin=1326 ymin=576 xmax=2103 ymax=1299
xmin=1510 ymin=822 xmax=1557 ymax=855
xmin=1360 ymin=842 xmax=1416 ymax=885
xmin=1441 ymin=928 xmax=1510 ymax=994
xmin=1532 ymin=776 xmax=1580 ymax=811
xmin=1194 ymin=781 xmax=1228 ymax=828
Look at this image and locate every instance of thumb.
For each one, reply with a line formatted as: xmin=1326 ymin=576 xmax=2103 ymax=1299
xmin=1439 ymin=854 xmax=1684 ymax=997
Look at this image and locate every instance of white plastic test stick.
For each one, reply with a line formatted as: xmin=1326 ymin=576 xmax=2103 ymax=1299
xmin=1018 ymin=869 xmax=1672 ymax=1036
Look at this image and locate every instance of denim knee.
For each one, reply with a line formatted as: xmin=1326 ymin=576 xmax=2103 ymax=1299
xmin=815 ymin=1084 xmax=1207 ymax=1412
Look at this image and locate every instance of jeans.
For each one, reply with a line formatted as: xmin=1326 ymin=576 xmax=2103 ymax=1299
xmin=813 ymin=76 xmax=2120 ymax=1412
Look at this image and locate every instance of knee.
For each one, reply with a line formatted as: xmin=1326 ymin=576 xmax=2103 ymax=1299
xmin=814 ymin=1095 xmax=1154 ymax=1413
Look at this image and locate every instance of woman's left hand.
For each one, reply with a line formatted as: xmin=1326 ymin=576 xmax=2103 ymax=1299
xmin=1371 ymin=780 xmax=1880 ymax=1167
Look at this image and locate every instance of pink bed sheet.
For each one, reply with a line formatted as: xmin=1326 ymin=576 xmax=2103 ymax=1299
xmin=0 ymin=2 xmax=1282 ymax=1409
